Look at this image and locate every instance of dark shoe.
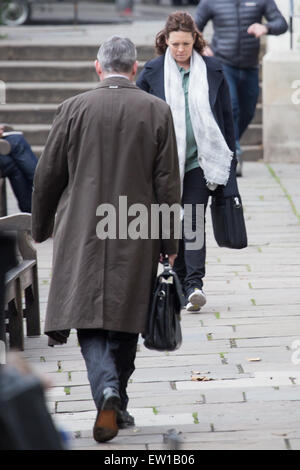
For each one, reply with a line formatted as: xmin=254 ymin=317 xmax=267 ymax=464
xmin=235 ymin=142 xmax=243 ymax=177
xmin=0 ymin=139 xmax=11 ymax=155
xmin=117 ymin=409 xmax=135 ymax=429
xmin=236 ymin=158 xmax=243 ymax=177
xmin=93 ymin=387 xmax=121 ymax=443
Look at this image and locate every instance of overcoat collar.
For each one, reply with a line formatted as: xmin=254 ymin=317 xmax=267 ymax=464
xmin=146 ymin=53 xmax=224 ymax=108
xmin=95 ymin=76 xmax=138 ymax=90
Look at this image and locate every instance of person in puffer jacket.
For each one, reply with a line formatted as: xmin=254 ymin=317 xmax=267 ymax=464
xmin=195 ymin=0 xmax=288 ymax=176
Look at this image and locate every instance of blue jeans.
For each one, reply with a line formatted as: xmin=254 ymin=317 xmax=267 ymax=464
xmin=0 ymin=134 xmax=38 ymax=212
xmin=77 ymin=329 xmax=139 ymax=411
xmin=222 ymin=64 xmax=259 ymax=153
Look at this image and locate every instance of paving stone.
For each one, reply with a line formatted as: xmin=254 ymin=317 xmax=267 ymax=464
xmin=245 ymin=386 xmax=300 ymax=402
xmin=289 ymin=439 xmax=300 ymax=450
xmin=147 ymin=439 xmax=287 ymax=450
xmin=6 ymin=151 xmax=300 ymax=448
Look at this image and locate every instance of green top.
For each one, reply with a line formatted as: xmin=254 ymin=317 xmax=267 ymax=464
xmin=177 ymin=64 xmax=199 ymax=174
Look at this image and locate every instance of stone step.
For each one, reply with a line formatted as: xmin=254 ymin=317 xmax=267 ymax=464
xmin=31 ymin=143 xmax=263 ymax=161
xmin=0 ymin=59 xmax=263 ymax=83
xmin=1 ymin=102 xmax=262 ymax=126
xmin=0 ymin=44 xmax=156 ymax=62
xmin=242 ymin=145 xmax=263 ymax=161
xmin=10 ymin=124 xmax=51 ymax=146
xmin=241 ymin=124 xmax=262 ymax=146
xmin=5 ymin=82 xmax=97 ymax=104
xmin=0 ymin=41 xmax=265 ymax=63
xmin=15 ymin=122 xmax=262 ymax=147
xmin=0 ymin=60 xmax=147 ymax=83
xmin=0 ymin=104 xmax=58 ymax=124
xmin=5 ymin=81 xmax=262 ymax=104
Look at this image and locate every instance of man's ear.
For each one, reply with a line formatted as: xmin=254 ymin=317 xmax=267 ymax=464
xmin=94 ymin=60 xmax=102 ymax=78
xmin=132 ymin=60 xmax=139 ymax=77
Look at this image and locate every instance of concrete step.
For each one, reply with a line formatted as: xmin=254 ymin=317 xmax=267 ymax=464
xmin=252 ymin=104 xmax=262 ymax=125
xmin=16 ymin=122 xmax=261 ymax=147
xmin=0 ymin=44 xmax=156 ymax=62
xmin=0 ymin=104 xmax=57 ymax=124
xmin=6 ymin=82 xmax=97 ymax=104
xmin=1 ymin=102 xmax=262 ymax=127
xmin=242 ymin=145 xmax=263 ymax=161
xmin=0 ymin=60 xmax=147 ymax=82
xmin=11 ymin=124 xmax=51 ymax=146
xmin=31 ymin=144 xmax=263 ymax=161
xmin=0 ymin=42 xmax=265 ymax=63
xmin=5 ymin=81 xmax=262 ymax=104
xmin=241 ymin=124 xmax=262 ymax=146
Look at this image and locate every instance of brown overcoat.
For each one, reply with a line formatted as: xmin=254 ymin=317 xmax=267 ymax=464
xmin=32 ymin=77 xmax=180 ymax=337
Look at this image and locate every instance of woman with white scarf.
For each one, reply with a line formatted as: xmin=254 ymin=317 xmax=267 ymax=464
xmin=137 ymin=11 xmax=238 ymax=313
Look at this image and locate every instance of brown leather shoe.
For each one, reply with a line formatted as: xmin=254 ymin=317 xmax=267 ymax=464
xmin=93 ymin=387 xmax=121 ymax=443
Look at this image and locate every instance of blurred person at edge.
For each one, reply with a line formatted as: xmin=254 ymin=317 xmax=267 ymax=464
xmin=31 ymin=36 xmax=180 ymax=444
xmin=0 ymin=124 xmax=38 ymax=212
xmin=137 ymin=11 xmax=238 ymax=313
xmin=195 ymin=0 xmax=288 ymax=176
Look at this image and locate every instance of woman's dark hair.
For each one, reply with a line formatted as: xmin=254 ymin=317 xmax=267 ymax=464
xmin=155 ymin=11 xmax=206 ymax=56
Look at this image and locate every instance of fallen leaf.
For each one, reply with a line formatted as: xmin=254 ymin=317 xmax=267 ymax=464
xmin=191 ymin=375 xmax=214 ymax=382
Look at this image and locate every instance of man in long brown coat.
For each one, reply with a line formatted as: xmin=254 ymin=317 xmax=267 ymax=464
xmin=32 ymin=36 xmax=180 ymax=443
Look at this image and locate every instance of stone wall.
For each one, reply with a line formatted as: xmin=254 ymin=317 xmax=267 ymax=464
xmin=263 ymin=0 xmax=300 ymax=162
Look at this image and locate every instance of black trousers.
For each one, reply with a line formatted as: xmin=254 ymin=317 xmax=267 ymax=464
xmin=173 ymin=166 xmax=219 ymax=298
xmin=77 ymin=329 xmax=139 ymax=411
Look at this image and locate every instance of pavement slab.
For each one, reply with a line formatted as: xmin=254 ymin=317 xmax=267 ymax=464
xmin=3 ymin=139 xmax=300 ymax=449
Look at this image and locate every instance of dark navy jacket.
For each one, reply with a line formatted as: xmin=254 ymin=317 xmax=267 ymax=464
xmin=195 ymin=0 xmax=288 ymax=68
xmin=136 ymin=54 xmax=238 ymax=195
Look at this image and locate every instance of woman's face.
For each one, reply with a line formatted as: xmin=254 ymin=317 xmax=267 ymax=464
xmin=166 ymin=31 xmax=195 ymax=66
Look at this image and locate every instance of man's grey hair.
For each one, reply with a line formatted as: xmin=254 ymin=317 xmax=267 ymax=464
xmin=97 ymin=36 xmax=137 ymax=74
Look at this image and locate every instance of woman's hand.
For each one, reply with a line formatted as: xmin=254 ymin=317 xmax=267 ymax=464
xmin=203 ymin=46 xmax=214 ymax=57
xmin=247 ymin=23 xmax=268 ymax=38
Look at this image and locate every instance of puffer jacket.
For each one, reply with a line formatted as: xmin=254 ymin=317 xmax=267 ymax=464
xmin=195 ymin=0 xmax=288 ymax=68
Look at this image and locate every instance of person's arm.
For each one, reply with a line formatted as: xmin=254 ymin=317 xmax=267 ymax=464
xmin=153 ymin=105 xmax=181 ymax=258
xmin=31 ymin=103 xmax=70 ymax=242
xmin=136 ymin=66 xmax=151 ymax=93
xmin=263 ymin=0 xmax=288 ymax=35
xmin=194 ymin=0 xmax=213 ymax=32
xmin=219 ymin=77 xmax=239 ymax=197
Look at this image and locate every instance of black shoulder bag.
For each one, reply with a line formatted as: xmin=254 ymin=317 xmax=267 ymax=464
xmin=144 ymin=261 xmax=184 ymax=352
xmin=210 ymin=193 xmax=247 ymax=249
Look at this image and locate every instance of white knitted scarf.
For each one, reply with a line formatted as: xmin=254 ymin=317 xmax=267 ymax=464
xmin=164 ymin=47 xmax=233 ymax=193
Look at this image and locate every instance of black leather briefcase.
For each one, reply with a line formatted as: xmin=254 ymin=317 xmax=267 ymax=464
xmin=144 ymin=262 xmax=184 ymax=352
xmin=210 ymin=194 xmax=248 ymax=249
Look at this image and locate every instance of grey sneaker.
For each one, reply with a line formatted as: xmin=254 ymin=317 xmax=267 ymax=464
xmin=236 ymin=158 xmax=243 ymax=177
xmin=185 ymin=302 xmax=201 ymax=313
xmin=188 ymin=288 xmax=206 ymax=308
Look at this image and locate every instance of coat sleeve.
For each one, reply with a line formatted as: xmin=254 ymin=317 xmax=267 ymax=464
xmin=194 ymin=0 xmax=214 ymax=32
xmin=31 ymin=104 xmax=69 ymax=242
xmin=263 ymin=0 xmax=288 ymax=35
xmin=153 ymin=106 xmax=181 ymax=256
xmin=219 ymin=77 xmax=239 ymax=198
xmin=136 ymin=66 xmax=150 ymax=92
